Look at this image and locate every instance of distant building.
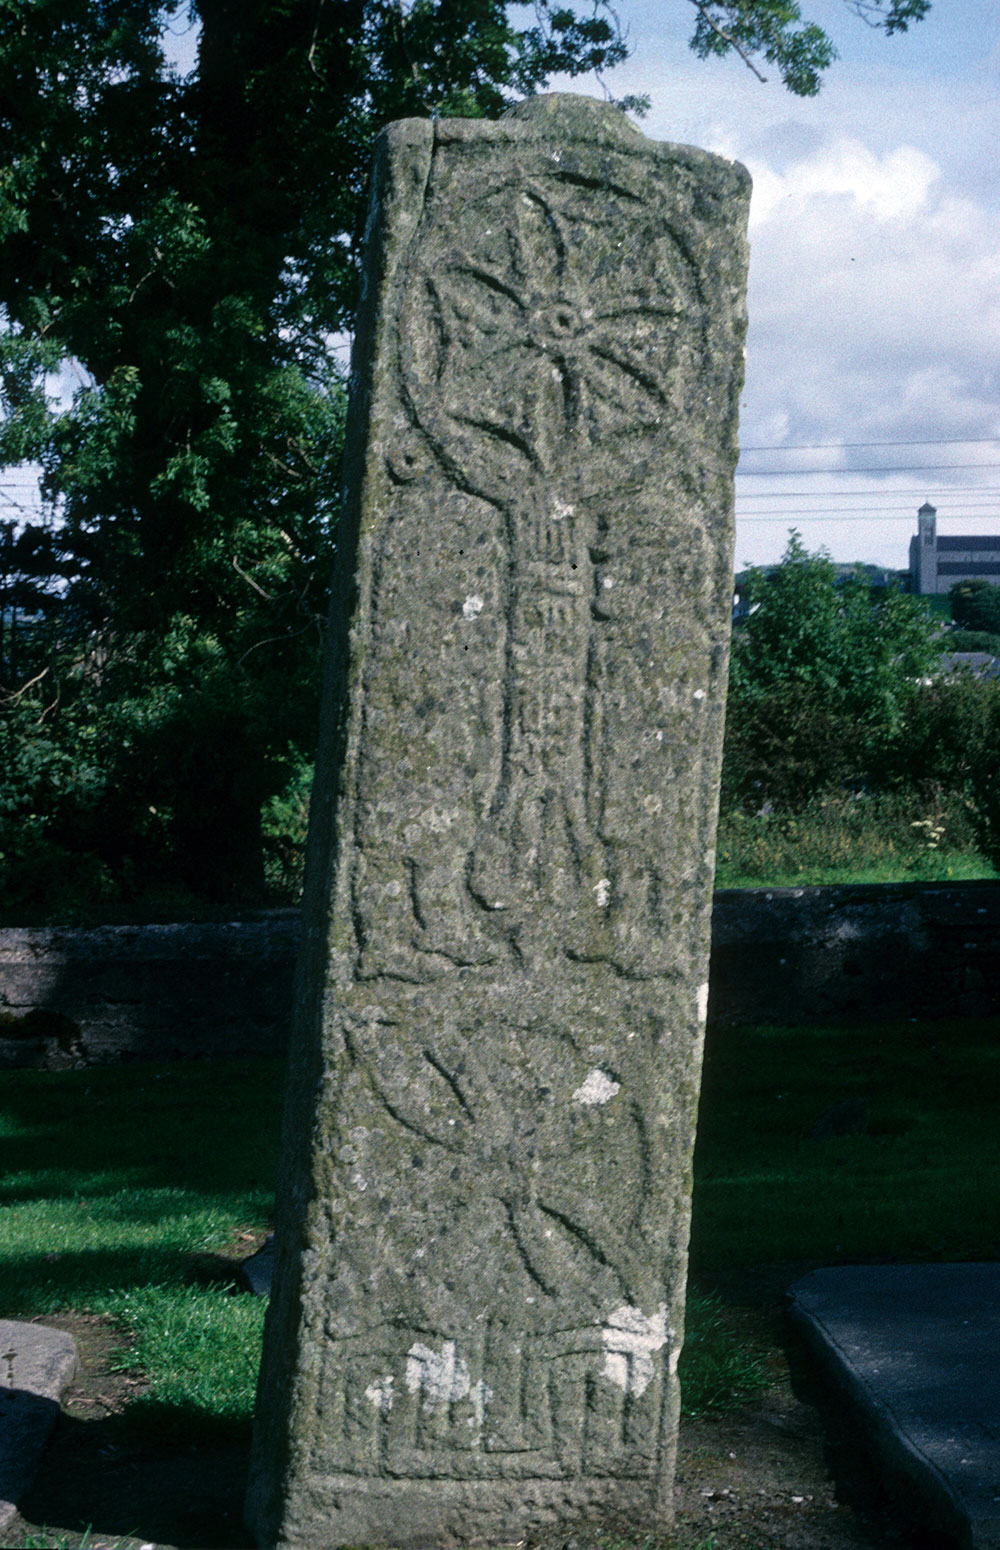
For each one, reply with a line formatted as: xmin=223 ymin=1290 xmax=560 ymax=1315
xmin=909 ymin=502 xmax=1000 ymax=595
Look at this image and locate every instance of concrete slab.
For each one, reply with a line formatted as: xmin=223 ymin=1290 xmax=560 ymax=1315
xmin=789 ymin=1264 xmax=1000 ymax=1550
xmin=0 ymin=1319 xmax=79 ymax=1529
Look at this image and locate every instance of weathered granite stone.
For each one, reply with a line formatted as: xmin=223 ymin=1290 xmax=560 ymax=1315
xmin=246 ymin=94 xmax=750 ymax=1548
xmin=0 ymin=1320 xmax=79 ymax=1530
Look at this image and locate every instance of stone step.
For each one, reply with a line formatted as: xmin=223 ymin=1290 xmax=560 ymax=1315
xmin=789 ymin=1264 xmax=1000 ymax=1549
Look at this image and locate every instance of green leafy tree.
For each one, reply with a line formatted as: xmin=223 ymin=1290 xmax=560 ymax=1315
xmin=0 ymin=0 xmax=932 ymax=914
xmin=950 ymin=579 xmax=1000 ymax=637
xmin=725 ymin=532 xmax=935 ymax=807
xmin=0 ymin=0 xmax=633 ymax=909
xmin=688 ymin=1 xmax=931 ymax=96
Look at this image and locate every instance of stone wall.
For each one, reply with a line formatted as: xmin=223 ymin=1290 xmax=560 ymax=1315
xmin=709 ymin=880 xmax=1000 ymax=1025
xmin=2 ymin=883 xmax=998 ymax=1068
xmin=0 ymin=914 xmax=299 ymax=1068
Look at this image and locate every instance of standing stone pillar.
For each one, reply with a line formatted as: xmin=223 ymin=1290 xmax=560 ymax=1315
xmin=247 ymin=94 xmax=750 ymax=1548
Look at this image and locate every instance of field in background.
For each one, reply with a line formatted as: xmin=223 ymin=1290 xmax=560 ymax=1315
xmin=693 ymin=1016 xmax=1000 ymax=1270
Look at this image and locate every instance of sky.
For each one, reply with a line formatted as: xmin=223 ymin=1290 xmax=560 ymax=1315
xmin=542 ymin=0 xmax=1000 ymax=571
xmin=4 ymin=3 xmax=998 ymax=575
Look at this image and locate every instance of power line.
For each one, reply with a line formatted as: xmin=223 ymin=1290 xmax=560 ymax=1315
xmin=737 ymin=484 xmax=1000 ymax=501
xmin=740 ymin=435 xmax=1000 ymax=453
xmin=731 ymin=508 xmax=998 ymax=520
xmin=739 ymin=461 xmax=1000 ymax=477
xmin=737 ymin=513 xmax=1000 ymax=524
xmin=739 ymin=516 xmax=1000 ymax=525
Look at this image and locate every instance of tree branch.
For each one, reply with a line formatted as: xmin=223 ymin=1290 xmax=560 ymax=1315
xmin=307 ymin=0 xmax=330 ymax=87
xmin=688 ymin=1 xmax=768 ymax=82
xmin=232 ymin=556 xmax=274 ymax=600
xmin=0 ymin=664 xmax=48 ymax=704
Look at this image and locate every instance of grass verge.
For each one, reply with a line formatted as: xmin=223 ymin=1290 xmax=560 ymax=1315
xmin=715 ymin=790 xmax=997 ymax=888
xmin=0 ymin=1059 xmax=768 ymax=1448
xmin=0 ymin=1060 xmax=280 ymax=1442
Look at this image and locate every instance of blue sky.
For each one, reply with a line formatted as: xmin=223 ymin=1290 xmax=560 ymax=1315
xmin=543 ymin=0 xmax=1000 ymax=570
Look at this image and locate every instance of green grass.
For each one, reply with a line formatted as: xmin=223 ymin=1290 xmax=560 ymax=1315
xmin=692 ymin=1017 xmax=1000 ymax=1271
xmin=0 ymin=1058 xmax=770 ymax=1442
xmin=0 ymin=1060 xmax=282 ymax=1440
xmin=715 ymin=790 xmax=997 ymax=888
xmin=3 ymin=1019 xmax=997 ymax=1451
xmin=677 ymin=1292 xmax=769 ymax=1417
xmin=8 ymin=1533 xmax=144 ymax=1550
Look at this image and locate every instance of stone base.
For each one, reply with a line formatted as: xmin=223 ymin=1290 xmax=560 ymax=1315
xmin=248 ymin=1470 xmax=672 ymax=1548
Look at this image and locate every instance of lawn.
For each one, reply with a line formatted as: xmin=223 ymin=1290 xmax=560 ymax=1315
xmin=692 ymin=1016 xmax=1000 ymax=1270
xmin=0 ymin=1058 xmax=770 ymax=1442
xmin=3 ymin=1018 xmax=998 ymax=1457
xmin=0 ymin=1060 xmax=280 ymax=1440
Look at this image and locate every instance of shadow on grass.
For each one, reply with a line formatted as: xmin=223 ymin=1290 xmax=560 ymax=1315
xmin=0 ymin=1060 xmax=285 ymax=1204
xmin=0 ymin=1248 xmax=225 ymax=1318
xmin=18 ymin=1406 xmax=255 ymax=1550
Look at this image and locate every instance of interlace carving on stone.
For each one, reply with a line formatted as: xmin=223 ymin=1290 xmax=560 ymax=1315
xmin=397 ymin=172 xmax=702 ymax=953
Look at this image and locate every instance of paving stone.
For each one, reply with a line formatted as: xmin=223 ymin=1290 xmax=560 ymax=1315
xmin=789 ymin=1263 xmax=1000 ymax=1549
xmin=0 ymin=1319 xmax=79 ymax=1529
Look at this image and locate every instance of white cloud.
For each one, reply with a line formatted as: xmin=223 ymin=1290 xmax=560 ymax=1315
xmin=747 ymin=140 xmax=939 ymax=226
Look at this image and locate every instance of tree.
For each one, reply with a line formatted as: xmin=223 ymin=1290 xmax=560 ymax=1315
xmin=0 ymin=0 xmax=933 ymax=913
xmin=950 ymin=579 xmax=1000 ymax=637
xmin=688 ymin=1 xmax=931 ymax=96
xmin=0 ymin=0 xmax=635 ymax=908
xmin=724 ymin=532 xmax=935 ymax=807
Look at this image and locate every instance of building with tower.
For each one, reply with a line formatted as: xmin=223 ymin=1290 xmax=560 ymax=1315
xmin=908 ymin=502 xmax=1000 ymax=595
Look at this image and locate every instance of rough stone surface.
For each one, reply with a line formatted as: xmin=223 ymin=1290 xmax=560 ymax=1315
xmin=0 ymin=1320 xmax=79 ymax=1529
xmin=790 ymin=1264 xmax=1000 ymax=1549
xmin=246 ymin=94 xmax=749 ymax=1548
xmin=240 ymin=1236 xmax=276 ymax=1297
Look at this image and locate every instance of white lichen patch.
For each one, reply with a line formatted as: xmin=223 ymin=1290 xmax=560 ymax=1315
xmin=573 ymin=1068 xmax=620 ymax=1106
xmin=365 ymin=1375 xmax=394 ymax=1414
xmin=697 ymin=981 xmax=709 ymax=1022
xmin=462 ymin=594 xmax=484 ymax=619
xmin=601 ymin=1304 xmax=669 ymax=1396
xmin=405 ymin=1340 xmax=471 ymax=1409
xmin=594 ymin=877 xmax=611 ymax=907
xmin=421 ymin=805 xmax=456 ymax=834
xmin=601 ymin=575 xmax=614 ymax=590
xmin=470 ymin=1378 xmax=492 ymax=1432
xmin=692 ymin=688 xmax=706 ymax=701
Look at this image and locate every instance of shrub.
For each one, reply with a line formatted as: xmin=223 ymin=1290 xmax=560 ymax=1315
xmin=950 ymin=578 xmax=1000 ymax=634
xmin=937 ymin=628 xmax=1000 ymax=656
xmin=725 ymin=533 xmax=934 ymax=811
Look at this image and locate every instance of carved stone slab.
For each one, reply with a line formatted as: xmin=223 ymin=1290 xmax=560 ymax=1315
xmin=247 ymin=94 xmax=750 ymax=1548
